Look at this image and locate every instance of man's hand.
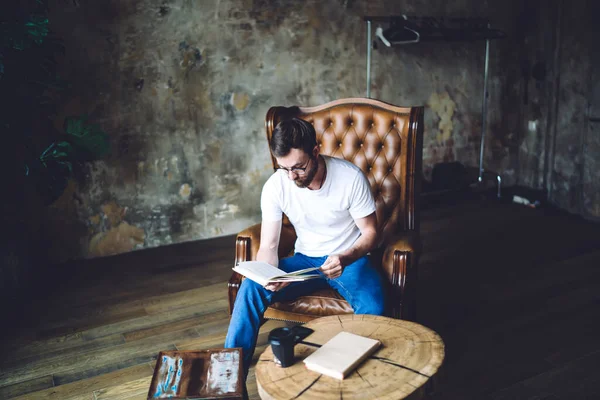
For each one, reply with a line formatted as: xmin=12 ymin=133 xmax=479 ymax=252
xmin=320 ymin=254 xmax=346 ymax=279
xmin=264 ymin=281 xmax=291 ymax=292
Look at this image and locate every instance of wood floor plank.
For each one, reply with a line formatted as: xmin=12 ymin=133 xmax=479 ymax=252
xmin=4 ymin=303 xmax=228 ymax=373
xmin=81 ymin=297 xmax=228 ymax=341
xmin=432 ymin=292 xmax=600 ymax=398
xmin=246 ymin=368 xmax=260 ymax=400
xmin=4 ymin=330 xmax=88 ymax=361
xmin=488 ymin=350 xmax=600 ymax=400
xmin=50 ymin=313 xmax=231 ymax=386
xmin=123 ymin=309 xmax=229 ymax=342
xmin=142 ymin=282 xmax=227 ymax=315
xmin=0 ymin=375 xmax=54 ymax=399
xmin=115 ymin=395 xmax=147 ymax=400
xmin=11 ymin=363 xmax=153 ymax=400
xmin=35 ymin=308 xmax=148 ymax=341
xmin=175 ymin=330 xmax=229 ymax=351
xmin=26 ymin=262 xmax=231 ymax=333
xmin=92 ymin=376 xmax=152 ymax=400
xmin=0 ymin=326 xmax=198 ymax=388
xmin=53 ymin=353 xmax=166 ymax=388
xmin=175 ymin=319 xmax=286 ymax=352
xmin=2 ymin=200 xmax=599 ymax=400
xmin=29 ymin=279 xmax=227 ymax=342
xmin=3 ymin=333 xmax=126 ymax=371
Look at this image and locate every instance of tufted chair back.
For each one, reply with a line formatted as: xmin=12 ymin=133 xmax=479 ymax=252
xmin=229 ymin=98 xmax=424 ymax=323
xmin=265 ymin=98 xmax=423 ymax=246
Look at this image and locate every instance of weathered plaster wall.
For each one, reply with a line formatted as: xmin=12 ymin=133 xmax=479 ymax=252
xmin=586 ymin=14 xmax=600 ymax=218
xmin=514 ymin=0 xmax=558 ymax=191
xmin=552 ymin=0 xmax=599 ymax=218
xmin=38 ymin=0 xmax=595 ymax=262
xmin=549 ymin=1 xmax=591 ymax=213
xmin=516 ymin=0 xmax=600 ymax=219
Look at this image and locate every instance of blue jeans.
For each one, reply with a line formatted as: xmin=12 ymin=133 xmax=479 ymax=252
xmin=224 ymin=253 xmax=385 ymax=375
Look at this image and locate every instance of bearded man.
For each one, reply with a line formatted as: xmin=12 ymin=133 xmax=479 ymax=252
xmin=225 ymin=117 xmax=385 ymax=377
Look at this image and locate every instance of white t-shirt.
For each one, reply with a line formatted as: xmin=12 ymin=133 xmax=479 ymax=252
xmin=261 ymin=155 xmax=376 ymax=257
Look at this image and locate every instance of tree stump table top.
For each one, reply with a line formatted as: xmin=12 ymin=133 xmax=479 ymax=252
xmin=255 ymin=315 xmax=445 ymax=400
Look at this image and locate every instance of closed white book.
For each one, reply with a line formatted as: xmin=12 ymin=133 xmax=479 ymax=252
xmin=303 ymin=331 xmax=381 ymax=380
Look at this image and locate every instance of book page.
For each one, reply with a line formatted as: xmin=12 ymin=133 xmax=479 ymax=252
xmin=233 ymin=261 xmax=284 ymax=286
xmin=267 ymin=275 xmax=321 ymax=282
xmin=234 ymin=261 xmax=286 ymax=279
xmin=283 ymin=266 xmax=321 ymax=276
xmin=233 ymin=261 xmax=323 ymax=286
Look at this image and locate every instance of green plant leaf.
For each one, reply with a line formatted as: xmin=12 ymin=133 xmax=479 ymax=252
xmin=39 ymin=141 xmax=73 ymax=162
xmin=64 ymin=115 xmax=89 ymax=137
xmin=56 ymin=160 xmax=72 ymax=173
xmin=64 ymin=116 xmax=110 ymax=159
xmin=69 ymin=133 xmax=111 ymax=160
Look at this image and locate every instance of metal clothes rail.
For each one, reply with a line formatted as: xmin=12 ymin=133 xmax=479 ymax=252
xmin=364 ymin=16 xmax=506 ymax=197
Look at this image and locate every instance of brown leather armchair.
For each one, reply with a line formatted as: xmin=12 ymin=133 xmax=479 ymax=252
xmin=228 ymin=98 xmax=424 ymax=323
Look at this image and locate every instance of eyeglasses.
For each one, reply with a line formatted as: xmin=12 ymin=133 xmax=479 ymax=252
xmin=276 ymin=157 xmax=311 ymax=175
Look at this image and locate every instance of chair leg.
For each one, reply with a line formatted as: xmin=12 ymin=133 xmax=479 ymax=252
xmin=390 ymin=250 xmax=418 ymax=321
xmin=229 ymin=236 xmax=250 ymax=315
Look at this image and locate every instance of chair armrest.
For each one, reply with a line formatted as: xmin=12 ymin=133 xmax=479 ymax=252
xmin=382 ymin=230 xmax=422 ymax=256
xmin=381 ymin=230 xmax=421 ymax=321
xmin=235 ymin=223 xmax=262 ymax=263
xmin=227 ymin=223 xmax=261 ymax=315
xmin=227 ymin=221 xmax=297 ymax=315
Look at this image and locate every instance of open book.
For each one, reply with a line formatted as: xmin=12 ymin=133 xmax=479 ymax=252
xmin=232 ymin=261 xmax=322 ymax=287
xmin=303 ymin=331 xmax=381 ymax=380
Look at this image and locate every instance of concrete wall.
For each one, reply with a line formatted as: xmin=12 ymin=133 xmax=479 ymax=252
xmin=551 ymin=0 xmax=598 ymax=218
xmin=34 ymin=0 xmax=596 ymax=262
xmin=516 ymin=0 xmax=599 ymax=219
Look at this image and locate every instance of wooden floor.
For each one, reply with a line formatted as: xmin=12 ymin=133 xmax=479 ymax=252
xmin=1 ymin=198 xmax=600 ymax=399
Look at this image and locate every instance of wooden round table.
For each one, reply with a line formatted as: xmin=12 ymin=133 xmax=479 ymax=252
xmin=255 ymin=315 xmax=444 ymax=400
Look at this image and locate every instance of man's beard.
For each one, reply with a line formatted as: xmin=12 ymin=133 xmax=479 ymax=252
xmin=294 ymin=156 xmax=319 ymax=188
